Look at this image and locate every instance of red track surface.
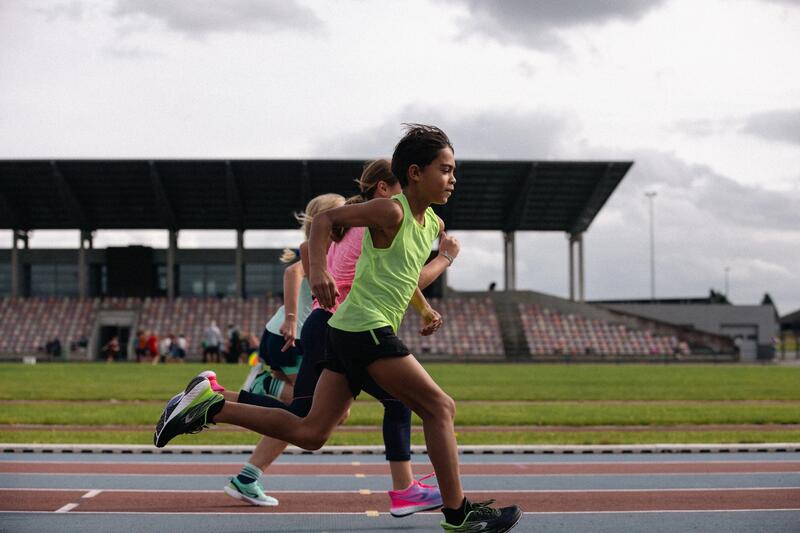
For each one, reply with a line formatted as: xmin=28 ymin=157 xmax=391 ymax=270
xmin=4 ymin=488 xmax=800 ymax=514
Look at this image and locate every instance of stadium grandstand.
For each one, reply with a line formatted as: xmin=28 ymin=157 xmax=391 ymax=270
xmin=0 ymin=159 xmax=747 ymax=362
xmin=779 ymin=308 xmax=800 ymax=359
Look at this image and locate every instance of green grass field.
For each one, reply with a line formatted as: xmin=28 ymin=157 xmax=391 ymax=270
xmin=2 ymin=362 xmax=799 ymax=445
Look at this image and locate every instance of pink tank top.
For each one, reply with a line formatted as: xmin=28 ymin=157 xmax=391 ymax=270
xmin=312 ymin=227 xmax=364 ymax=313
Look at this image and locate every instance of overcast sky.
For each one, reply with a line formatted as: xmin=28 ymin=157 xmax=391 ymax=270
xmin=1 ymin=0 xmax=799 ymax=315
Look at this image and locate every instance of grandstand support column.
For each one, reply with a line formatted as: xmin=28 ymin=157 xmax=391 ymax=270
xmin=567 ymin=233 xmax=585 ymax=302
xmin=167 ymin=230 xmax=178 ymax=300
xmin=577 ymin=232 xmax=585 ymax=303
xmin=11 ymin=230 xmax=29 ymax=297
xmin=235 ymin=229 xmax=244 ymax=298
xmin=503 ymin=231 xmax=516 ymax=291
xmin=568 ymin=234 xmax=575 ymax=301
xmin=78 ymin=230 xmax=92 ymax=298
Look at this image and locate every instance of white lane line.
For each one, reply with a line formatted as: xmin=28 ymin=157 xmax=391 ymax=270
xmin=0 ymin=457 xmax=800 ymax=468
xmin=3 ymin=487 xmax=799 ymax=494
xmin=2 ymin=509 xmax=799 ymax=516
xmin=82 ymin=490 xmax=102 ymax=498
xmin=6 ymin=471 xmax=799 ymax=479
xmin=54 ymin=503 xmax=79 ymax=513
xmin=523 ymin=508 xmax=800 ymax=515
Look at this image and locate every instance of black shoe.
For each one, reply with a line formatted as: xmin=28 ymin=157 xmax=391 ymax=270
xmin=440 ymin=499 xmax=522 ymax=532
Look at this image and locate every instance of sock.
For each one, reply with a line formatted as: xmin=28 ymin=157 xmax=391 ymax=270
xmin=236 ymin=462 xmax=262 ymax=484
xmin=442 ymin=497 xmax=469 ymax=525
xmin=266 ymin=376 xmax=285 ymax=399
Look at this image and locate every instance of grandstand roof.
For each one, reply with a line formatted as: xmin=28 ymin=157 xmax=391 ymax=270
xmin=781 ymin=308 xmax=800 ymax=329
xmin=0 ymin=159 xmax=632 ymax=233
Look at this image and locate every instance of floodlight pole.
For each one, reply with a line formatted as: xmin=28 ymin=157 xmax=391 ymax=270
xmin=645 ymin=191 xmax=657 ymax=301
xmin=724 ymin=266 xmax=730 ymax=298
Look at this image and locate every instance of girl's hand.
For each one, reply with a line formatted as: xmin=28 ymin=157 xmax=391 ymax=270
xmin=420 ymin=307 xmax=442 ymax=336
xmin=310 ymin=268 xmax=339 ymax=309
xmin=279 ymin=318 xmax=297 ymax=352
xmin=438 ymin=231 xmax=460 ymax=262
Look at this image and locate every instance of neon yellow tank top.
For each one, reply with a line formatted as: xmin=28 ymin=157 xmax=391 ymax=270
xmin=328 ymin=193 xmax=439 ymax=333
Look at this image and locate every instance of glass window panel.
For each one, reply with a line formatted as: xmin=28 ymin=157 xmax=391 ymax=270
xmin=179 ymin=264 xmax=205 ymax=297
xmin=0 ymin=264 xmax=10 ymax=296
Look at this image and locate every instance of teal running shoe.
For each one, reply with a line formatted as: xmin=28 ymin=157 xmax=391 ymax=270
xmin=153 ymin=376 xmax=225 ymax=448
xmin=223 ymin=477 xmax=279 ymax=507
xmin=245 ymin=366 xmax=285 ymax=400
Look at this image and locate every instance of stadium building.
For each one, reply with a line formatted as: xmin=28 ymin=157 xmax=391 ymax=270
xmin=0 ymin=159 xmax=767 ymax=362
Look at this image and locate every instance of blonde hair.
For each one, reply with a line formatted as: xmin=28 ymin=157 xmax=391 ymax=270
xmin=280 ymin=193 xmax=345 ymax=263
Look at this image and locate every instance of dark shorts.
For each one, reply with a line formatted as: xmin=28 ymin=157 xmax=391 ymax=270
xmin=261 ymin=329 xmax=303 ymax=371
xmin=323 ymin=325 xmax=411 ymax=398
xmin=203 ymin=345 xmax=220 ymax=354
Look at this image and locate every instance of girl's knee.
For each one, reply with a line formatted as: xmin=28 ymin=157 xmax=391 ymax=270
xmin=297 ymin=428 xmax=329 ymax=450
xmin=418 ymin=393 xmax=455 ymax=422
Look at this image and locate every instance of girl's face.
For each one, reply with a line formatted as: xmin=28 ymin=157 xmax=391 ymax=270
xmin=412 ymin=147 xmax=456 ymax=205
xmin=373 ymin=180 xmax=402 ymax=199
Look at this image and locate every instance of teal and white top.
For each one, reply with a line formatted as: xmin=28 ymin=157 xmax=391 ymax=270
xmin=265 ymin=278 xmax=313 ymax=335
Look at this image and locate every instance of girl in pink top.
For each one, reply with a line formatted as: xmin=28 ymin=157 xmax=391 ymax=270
xmin=311 ymin=225 xmax=363 ymax=314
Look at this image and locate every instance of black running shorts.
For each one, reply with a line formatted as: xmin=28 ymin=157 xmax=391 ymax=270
xmin=323 ymin=325 xmax=411 ymax=398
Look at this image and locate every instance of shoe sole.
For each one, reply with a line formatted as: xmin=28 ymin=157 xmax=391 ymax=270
xmin=223 ymin=484 xmax=279 ymax=507
xmin=153 ymin=377 xmax=209 ymax=448
xmin=499 ymin=507 xmax=523 ymax=532
xmin=390 ymin=501 xmax=443 ymax=517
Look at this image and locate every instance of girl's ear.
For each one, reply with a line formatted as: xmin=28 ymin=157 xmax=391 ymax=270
xmin=408 ymin=164 xmax=422 ymax=184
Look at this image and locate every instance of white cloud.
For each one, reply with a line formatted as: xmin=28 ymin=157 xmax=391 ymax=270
xmin=443 ymin=0 xmax=669 ymax=49
xmin=742 ymin=108 xmax=800 ymax=145
xmin=110 ymin=0 xmax=323 ymax=39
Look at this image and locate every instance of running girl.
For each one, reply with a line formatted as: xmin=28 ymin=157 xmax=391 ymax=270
xmin=154 ymin=125 xmax=522 ymax=532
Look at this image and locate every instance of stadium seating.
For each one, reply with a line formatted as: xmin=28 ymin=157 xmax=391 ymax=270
xmin=398 ymin=297 xmax=505 ymax=357
xmin=0 ymin=297 xmax=96 ymax=355
xmin=0 ymin=296 xmax=687 ymax=360
xmin=0 ymin=296 xmax=281 ymax=357
xmin=519 ymin=303 xmax=685 ymax=358
xmin=137 ymin=297 xmax=281 ymax=353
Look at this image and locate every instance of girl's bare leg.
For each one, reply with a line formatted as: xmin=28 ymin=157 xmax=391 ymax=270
xmin=214 ymin=369 xmax=353 ymax=450
xmin=389 ymin=460 xmax=414 ymax=490
xmin=251 ymin=437 xmax=288 ymax=470
xmin=366 ymin=355 xmax=463 ymax=508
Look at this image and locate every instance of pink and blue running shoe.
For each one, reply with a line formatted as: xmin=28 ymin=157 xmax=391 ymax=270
xmin=389 ymin=473 xmax=443 ymax=517
xmin=198 ymin=370 xmax=225 ymax=392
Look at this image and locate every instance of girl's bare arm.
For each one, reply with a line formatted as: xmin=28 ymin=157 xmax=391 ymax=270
xmin=309 ymin=199 xmax=403 ymax=308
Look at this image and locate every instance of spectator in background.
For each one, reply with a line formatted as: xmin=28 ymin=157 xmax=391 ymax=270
xmin=157 ymin=333 xmax=172 ymax=365
xmin=169 ymin=333 xmax=187 ymax=363
xmin=164 ymin=333 xmax=176 ymax=361
xmin=46 ymin=337 xmax=62 ymax=358
xmin=203 ymin=321 xmax=223 ymax=363
xmin=226 ymin=323 xmax=241 ymax=364
xmin=146 ymin=331 xmax=159 ymax=363
xmin=103 ymin=336 xmax=120 ymax=363
xmin=135 ymin=330 xmax=147 ymax=363
xmin=241 ymin=332 xmax=260 ymax=365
